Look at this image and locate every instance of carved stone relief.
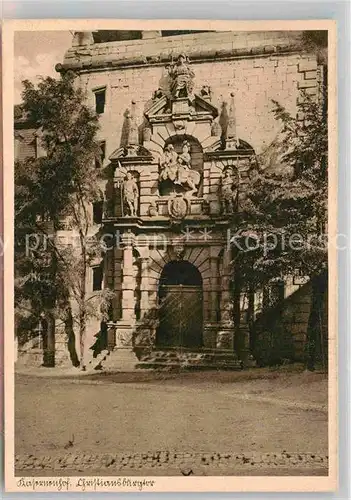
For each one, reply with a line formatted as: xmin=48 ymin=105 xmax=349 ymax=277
xmin=167 ymin=194 xmax=190 ymax=220
xmin=159 ymin=140 xmax=200 ymax=197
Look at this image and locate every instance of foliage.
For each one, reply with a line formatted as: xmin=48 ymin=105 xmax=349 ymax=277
xmin=301 ymin=30 xmax=328 ymax=64
xmin=233 ymin=89 xmax=328 ymax=286
xmin=15 ymin=73 xmax=113 ymax=368
xmin=233 ymin=87 xmax=328 ymax=368
xmin=253 ymin=324 xmax=295 ymax=367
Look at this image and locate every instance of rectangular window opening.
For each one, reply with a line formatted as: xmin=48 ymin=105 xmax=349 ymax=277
xmin=94 ymin=88 xmax=106 ymax=114
xmin=92 ymin=265 xmax=103 ymax=292
xmin=93 ymin=201 xmax=104 ymax=224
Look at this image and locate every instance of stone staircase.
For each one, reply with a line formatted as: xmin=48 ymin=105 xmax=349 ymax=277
xmin=135 ymin=348 xmax=243 ymax=371
xmin=93 ymin=347 xmax=244 ymax=372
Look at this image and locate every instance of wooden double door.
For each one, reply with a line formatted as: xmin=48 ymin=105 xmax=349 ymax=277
xmin=156 ymin=284 xmax=203 ymax=348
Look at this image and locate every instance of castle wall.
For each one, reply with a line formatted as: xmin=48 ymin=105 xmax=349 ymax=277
xmin=62 ymin=30 xmax=318 ymax=162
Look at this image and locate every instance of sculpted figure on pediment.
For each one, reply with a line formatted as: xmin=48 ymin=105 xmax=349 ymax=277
xmin=167 ymin=53 xmax=195 ymax=100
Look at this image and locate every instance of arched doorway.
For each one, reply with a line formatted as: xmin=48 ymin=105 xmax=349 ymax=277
xmin=156 ymin=260 xmax=203 ymax=348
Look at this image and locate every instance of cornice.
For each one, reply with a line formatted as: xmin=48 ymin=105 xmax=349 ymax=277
xmin=56 ymin=44 xmax=304 ymax=75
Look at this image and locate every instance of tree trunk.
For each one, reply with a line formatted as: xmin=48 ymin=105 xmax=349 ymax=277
xmin=78 ymin=230 xmax=88 ymax=370
xmin=42 ymin=240 xmax=58 ymax=367
xmin=65 ymin=305 xmax=80 ymax=367
xmin=306 ymin=271 xmax=328 ymax=371
xmin=79 ymin=307 xmax=87 ymax=370
xmin=43 ymin=311 xmax=55 ymax=367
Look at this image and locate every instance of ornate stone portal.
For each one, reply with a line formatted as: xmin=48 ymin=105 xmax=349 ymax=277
xmin=105 ymin=55 xmax=257 ymax=368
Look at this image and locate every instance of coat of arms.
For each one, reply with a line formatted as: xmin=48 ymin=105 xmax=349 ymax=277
xmin=168 ymin=194 xmax=189 ymax=219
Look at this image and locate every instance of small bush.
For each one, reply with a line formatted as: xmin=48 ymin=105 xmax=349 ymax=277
xmin=253 ymin=324 xmax=295 ymax=367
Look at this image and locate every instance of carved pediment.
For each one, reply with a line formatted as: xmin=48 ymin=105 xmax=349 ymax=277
xmin=144 ymin=95 xmax=169 ymax=119
xmin=192 ymin=94 xmax=219 ymax=118
xmin=109 ymin=145 xmax=153 ymax=163
xmin=205 ymin=138 xmax=257 ymax=156
xmin=145 ymin=93 xmax=218 ymax=123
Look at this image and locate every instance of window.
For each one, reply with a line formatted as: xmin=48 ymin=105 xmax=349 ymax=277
xmin=93 ymin=201 xmax=104 ymax=224
xmin=95 ymin=141 xmax=106 ymax=168
xmin=92 ymin=265 xmax=103 ymax=291
xmin=94 ymin=87 xmax=106 ymax=114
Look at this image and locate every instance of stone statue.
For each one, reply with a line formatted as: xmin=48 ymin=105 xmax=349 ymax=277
xmin=200 ymin=85 xmax=212 ymax=100
xmin=211 ymin=119 xmax=222 ymax=137
xmin=159 ymin=141 xmax=200 ymax=197
xmin=159 ymin=144 xmax=179 ymax=182
xmin=123 ymin=172 xmax=139 ymax=216
xmin=168 ymin=53 xmax=195 ymax=99
xmin=153 ymin=88 xmax=165 ymax=100
xmin=221 ymin=168 xmax=239 ymax=214
xmin=175 ymin=141 xmax=197 ymax=193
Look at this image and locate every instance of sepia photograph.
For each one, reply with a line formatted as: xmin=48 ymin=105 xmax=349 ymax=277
xmin=3 ymin=20 xmax=337 ymax=492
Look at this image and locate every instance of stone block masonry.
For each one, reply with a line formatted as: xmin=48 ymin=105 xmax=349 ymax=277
xmin=61 ymin=31 xmax=317 ymax=158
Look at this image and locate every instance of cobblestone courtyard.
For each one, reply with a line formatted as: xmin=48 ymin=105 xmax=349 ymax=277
xmin=15 ymin=368 xmax=328 ymax=476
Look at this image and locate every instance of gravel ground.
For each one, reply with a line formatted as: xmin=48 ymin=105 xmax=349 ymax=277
xmin=15 ymin=368 xmax=328 ymax=476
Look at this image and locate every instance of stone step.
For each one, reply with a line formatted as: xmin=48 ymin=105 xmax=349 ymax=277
xmin=101 ymin=348 xmax=145 ymax=372
xmin=136 ymin=361 xmax=243 ymax=371
xmin=98 ymin=347 xmax=243 ymax=372
xmin=136 ymin=348 xmax=243 ymax=371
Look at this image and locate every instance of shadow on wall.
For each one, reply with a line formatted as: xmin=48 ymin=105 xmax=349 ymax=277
xmin=252 ymin=278 xmax=328 ymax=368
xmin=90 ymin=322 xmax=108 ymax=358
xmin=133 ymin=308 xmax=159 ymax=360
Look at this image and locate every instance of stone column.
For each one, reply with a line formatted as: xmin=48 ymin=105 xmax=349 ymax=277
xmin=217 ymin=247 xmax=235 ymax=350
xmin=220 ymin=248 xmax=232 ymax=316
xmin=134 ymin=246 xmax=157 ymax=349
xmin=121 ymin=242 xmax=136 ymax=324
xmin=203 ymin=246 xmax=221 ymax=348
xmin=114 ymin=232 xmax=139 ymax=370
xmin=209 ymin=247 xmax=221 ymax=322
xmin=135 ymin=247 xmax=149 ymax=317
xmin=113 ymin=246 xmax=123 ymax=321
